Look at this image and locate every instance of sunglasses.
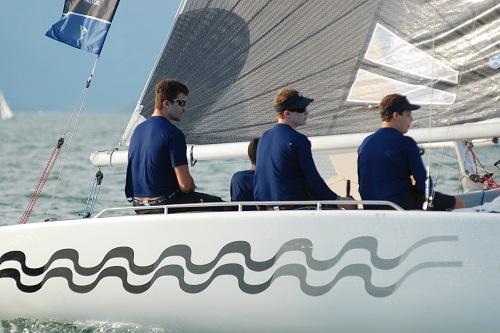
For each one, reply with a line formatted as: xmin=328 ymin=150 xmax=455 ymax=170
xmin=289 ymin=108 xmax=306 ymax=113
xmin=169 ymin=99 xmax=186 ymax=107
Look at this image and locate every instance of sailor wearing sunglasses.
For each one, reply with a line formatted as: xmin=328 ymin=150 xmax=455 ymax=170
xmin=125 ymin=79 xmax=222 ymax=213
xmin=254 ymin=88 xmax=353 ymax=209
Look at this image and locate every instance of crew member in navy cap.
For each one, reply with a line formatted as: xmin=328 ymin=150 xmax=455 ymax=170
xmin=357 ymin=94 xmax=464 ymax=210
xmin=254 ymin=88 xmax=352 ymax=208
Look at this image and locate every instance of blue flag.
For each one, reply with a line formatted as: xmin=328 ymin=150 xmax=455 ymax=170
xmin=46 ymin=0 xmax=120 ymax=55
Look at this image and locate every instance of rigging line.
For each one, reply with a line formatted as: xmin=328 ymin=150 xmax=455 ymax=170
xmin=432 ymin=161 xmax=460 ymax=172
xmin=423 ymin=3 xmax=439 ymax=210
xmin=43 ymin=90 xmax=90 ymax=220
xmin=109 ymin=114 xmax=131 ymax=148
xmin=465 ymin=141 xmax=491 ymax=174
xmin=83 ymin=169 xmax=104 ymax=218
xmin=83 ymin=174 xmax=98 ymax=218
xmin=44 ymin=90 xmax=88 ymax=221
xmin=19 ymin=138 xmax=64 ymax=224
xmin=42 ymin=57 xmax=100 ymax=222
xmin=61 ymin=58 xmax=99 ymax=137
xmin=431 ymin=150 xmax=459 ymax=161
xmin=426 ymin=6 xmax=437 ymax=170
xmin=88 ymin=182 xmax=102 ymax=217
xmin=109 ymin=134 xmax=121 ymax=151
xmin=434 ymin=7 xmax=480 ymax=193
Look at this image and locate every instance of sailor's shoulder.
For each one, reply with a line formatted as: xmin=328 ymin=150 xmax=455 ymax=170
xmin=231 ymin=169 xmax=255 ymax=182
xmin=163 ymin=121 xmax=185 ymax=137
xmin=401 ymin=134 xmax=418 ymax=145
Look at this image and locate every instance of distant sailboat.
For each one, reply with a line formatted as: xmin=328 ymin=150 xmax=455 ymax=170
xmin=0 ymin=91 xmax=13 ymax=120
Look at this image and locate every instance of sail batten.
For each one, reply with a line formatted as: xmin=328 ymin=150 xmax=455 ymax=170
xmin=119 ymin=0 xmax=500 ymax=146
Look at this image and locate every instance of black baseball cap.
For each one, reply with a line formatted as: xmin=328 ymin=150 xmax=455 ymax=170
xmin=274 ymin=92 xmax=314 ymax=113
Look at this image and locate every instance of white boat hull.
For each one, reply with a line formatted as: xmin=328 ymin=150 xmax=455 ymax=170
xmin=1 ymin=209 xmax=499 ymax=332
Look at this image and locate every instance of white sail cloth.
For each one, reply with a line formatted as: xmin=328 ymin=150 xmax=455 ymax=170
xmin=0 ymin=91 xmax=13 ymax=120
xmin=119 ymin=0 xmax=500 ymax=147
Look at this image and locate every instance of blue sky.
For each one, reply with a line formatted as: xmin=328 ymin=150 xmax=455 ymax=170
xmin=0 ymin=1 xmax=182 ymax=113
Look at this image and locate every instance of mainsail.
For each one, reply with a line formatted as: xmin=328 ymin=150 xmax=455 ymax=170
xmin=119 ymin=0 xmax=500 ymax=149
xmin=0 ymin=91 xmax=14 ymax=121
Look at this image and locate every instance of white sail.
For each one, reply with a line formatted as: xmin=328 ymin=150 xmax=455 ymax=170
xmin=109 ymin=0 xmax=500 ymax=161
xmin=0 ymin=91 xmax=13 ymax=120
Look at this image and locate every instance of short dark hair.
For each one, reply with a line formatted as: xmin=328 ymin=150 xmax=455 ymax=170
xmin=273 ymin=88 xmax=298 ymax=119
xmin=248 ymin=137 xmax=259 ymax=165
xmin=379 ymin=94 xmax=403 ymax=121
xmin=155 ymin=79 xmax=189 ymax=110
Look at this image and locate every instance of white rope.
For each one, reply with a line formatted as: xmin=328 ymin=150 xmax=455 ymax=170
xmin=429 ymin=5 xmax=480 ymax=195
xmin=423 ymin=7 xmax=438 ymax=210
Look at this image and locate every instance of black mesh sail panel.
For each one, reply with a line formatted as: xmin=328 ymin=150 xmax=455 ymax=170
xmin=126 ymin=0 xmax=500 ymax=145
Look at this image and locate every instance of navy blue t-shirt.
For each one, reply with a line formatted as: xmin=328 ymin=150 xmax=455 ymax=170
xmin=230 ymin=170 xmax=255 ymax=201
xmin=254 ymin=124 xmax=338 ymax=201
xmin=125 ymin=116 xmax=188 ymax=198
xmin=358 ymin=127 xmax=429 ymax=206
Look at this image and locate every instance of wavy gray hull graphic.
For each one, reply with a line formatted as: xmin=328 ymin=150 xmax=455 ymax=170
xmin=0 ymin=236 xmax=461 ymax=296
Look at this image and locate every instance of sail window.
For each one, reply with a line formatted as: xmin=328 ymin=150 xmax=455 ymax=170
xmin=364 ymin=23 xmax=459 ymax=84
xmin=347 ymin=69 xmax=456 ymax=105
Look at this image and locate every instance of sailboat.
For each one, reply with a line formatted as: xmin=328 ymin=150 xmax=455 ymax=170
xmin=1 ymin=1 xmax=500 ymax=332
xmin=0 ymin=90 xmax=14 ymax=120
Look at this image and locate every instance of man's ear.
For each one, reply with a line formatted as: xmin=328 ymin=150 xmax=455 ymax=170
xmin=163 ymin=99 xmax=170 ymax=109
xmin=283 ymin=110 xmax=290 ymax=117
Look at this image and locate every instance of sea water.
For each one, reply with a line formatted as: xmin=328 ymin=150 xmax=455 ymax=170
xmin=0 ymin=112 xmax=498 ymax=332
xmin=0 ymin=112 xmax=249 ymax=224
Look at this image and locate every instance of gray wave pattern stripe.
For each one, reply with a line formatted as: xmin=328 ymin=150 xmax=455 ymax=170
xmin=0 ymin=260 xmax=462 ymax=296
xmin=271 ymin=261 xmax=463 ymax=297
xmin=0 ymin=236 xmax=461 ymax=295
xmin=0 ymin=236 xmax=458 ymax=277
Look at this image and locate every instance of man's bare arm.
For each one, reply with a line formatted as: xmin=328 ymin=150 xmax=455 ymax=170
xmin=174 ymin=165 xmax=195 ymax=193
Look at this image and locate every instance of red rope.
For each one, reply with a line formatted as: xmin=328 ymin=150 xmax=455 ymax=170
xmin=482 ymin=175 xmax=500 ymax=190
xmin=19 ymin=139 xmax=64 ymax=224
xmin=465 ymin=141 xmax=500 ymax=190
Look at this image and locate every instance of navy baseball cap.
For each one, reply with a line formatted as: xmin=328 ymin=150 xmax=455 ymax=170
xmin=274 ymin=92 xmax=314 ymax=113
xmin=381 ymin=94 xmax=420 ymax=116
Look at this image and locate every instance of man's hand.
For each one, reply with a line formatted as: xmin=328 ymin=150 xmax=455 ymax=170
xmin=454 ymin=196 xmax=465 ymax=209
xmin=338 ymin=195 xmax=357 ymax=210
